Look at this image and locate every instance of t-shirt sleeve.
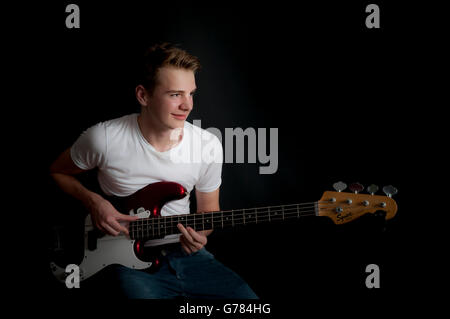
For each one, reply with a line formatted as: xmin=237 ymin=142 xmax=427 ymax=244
xmin=195 ymin=135 xmax=223 ymax=193
xmin=70 ymin=122 xmax=107 ymax=170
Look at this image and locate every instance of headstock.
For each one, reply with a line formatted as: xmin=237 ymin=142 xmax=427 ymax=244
xmin=318 ymin=182 xmax=398 ymax=225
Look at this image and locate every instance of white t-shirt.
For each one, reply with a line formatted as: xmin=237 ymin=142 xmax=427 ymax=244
xmin=70 ymin=113 xmax=223 ymax=245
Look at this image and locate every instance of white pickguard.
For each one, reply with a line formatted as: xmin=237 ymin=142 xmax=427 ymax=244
xmin=50 ymin=208 xmax=152 ymax=283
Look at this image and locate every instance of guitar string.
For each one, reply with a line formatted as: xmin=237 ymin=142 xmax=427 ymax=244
xmin=134 ymin=208 xmax=319 ymax=227
xmin=129 ymin=205 xmax=331 ymax=238
xmin=132 ymin=200 xmax=372 ymax=237
xmin=130 ymin=211 xmax=320 ymax=239
xmin=130 ymin=201 xmax=345 ymax=228
xmin=131 ymin=204 xmax=319 ymax=226
xmin=129 ymin=202 xmax=348 ymax=228
xmin=131 ymin=201 xmax=329 ymax=225
xmin=127 ymin=197 xmax=382 ymax=238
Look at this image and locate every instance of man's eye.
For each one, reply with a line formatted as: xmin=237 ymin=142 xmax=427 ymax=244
xmin=171 ymin=94 xmax=181 ymax=97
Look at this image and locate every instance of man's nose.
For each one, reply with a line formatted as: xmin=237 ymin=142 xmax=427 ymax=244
xmin=180 ymin=95 xmax=193 ymax=111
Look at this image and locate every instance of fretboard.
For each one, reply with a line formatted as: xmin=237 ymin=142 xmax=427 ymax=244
xmin=129 ymin=202 xmax=318 ymax=240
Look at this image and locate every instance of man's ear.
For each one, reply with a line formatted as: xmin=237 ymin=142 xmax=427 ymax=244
xmin=135 ymin=85 xmax=150 ymax=106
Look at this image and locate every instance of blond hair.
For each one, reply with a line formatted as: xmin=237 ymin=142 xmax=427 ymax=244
xmin=138 ymin=43 xmax=201 ymax=94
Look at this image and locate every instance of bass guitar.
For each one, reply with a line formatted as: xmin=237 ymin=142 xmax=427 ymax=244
xmin=50 ymin=181 xmax=398 ymax=283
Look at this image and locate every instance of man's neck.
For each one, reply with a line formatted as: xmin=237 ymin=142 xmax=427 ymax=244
xmin=137 ymin=113 xmax=183 ymax=152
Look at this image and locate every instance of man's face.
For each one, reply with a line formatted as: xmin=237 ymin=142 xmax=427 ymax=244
xmin=144 ymin=66 xmax=196 ymax=130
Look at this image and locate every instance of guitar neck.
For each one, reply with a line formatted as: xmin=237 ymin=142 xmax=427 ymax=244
xmin=129 ymin=202 xmax=318 ymax=240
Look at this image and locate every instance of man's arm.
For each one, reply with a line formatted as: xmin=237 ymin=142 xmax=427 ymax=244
xmin=177 ymin=187 xmax=220 ymax=253
xmin=50 ymin=148 xmax=100 ymax=207
xmin=50 ymin=148 xmax=137 ymax=235
xmin=195 ymin=187 xmax=220 ymax=236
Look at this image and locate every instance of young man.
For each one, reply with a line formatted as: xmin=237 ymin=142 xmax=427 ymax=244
xmin=50 ymin=43 xmax=257 ymax=299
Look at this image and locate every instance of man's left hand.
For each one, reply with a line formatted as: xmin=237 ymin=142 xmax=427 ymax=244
xmin=177 ymin=223 xmax=208 ymax=254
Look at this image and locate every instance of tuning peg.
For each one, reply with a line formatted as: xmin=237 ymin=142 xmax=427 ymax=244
xmin=367 ymin=184 xmax=379 ymax=195
xmin=349 ymin=182 xmax=364 ymax=194
xmin=333 ymin=181 xmax=347 ymax=192
xmin=382 ymin=185 xmax=398 ymax=197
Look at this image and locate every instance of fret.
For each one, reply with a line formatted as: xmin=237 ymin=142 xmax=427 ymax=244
xmin=138 ymin=219 xmax=141 ymax=239
xmin=176 ymin=216 xmax=180 ymax=234
xmin=221 ymin=211 xmax=224 ymax=229
xmin=169 ymin=215 xmax=175 ymax=236
xmin=282 ymin=205 xmax=285 ymax=220
xmin=178 ymin=215 xmax=186 ymax=227
xmin=258 ymin=207 xmax=269 ymax=223
xmin=190 ymin=214 xmax=196 ymax=229
xmin=147 ymin=218 xmax=155 ymax=238
xmin=203 ymin=212 xmax=213 ymax=230
xmin=212 ymin=212 xmax=221 ymax=229
xmin=271 ymin=207 xmax=283 ymax=221
xmin=232 ymin=210 xmax=234 ymax=227
xmin=186 ymin=214 xmax=196 ymax=230
xmin=151 ymin=218 xmax=155 ymax=238
xmin=244 ymin=209 xmax=256 ymax=225
xmin=163 ymin=216 xmax=167 ymax=237
xmin=186 ymin=213 xmax=195 ymax=231
xmin=160 ymin=217 xmax=165 ymax=237
xmin=255 ymin=208 xmax=258 ymax=224
xmin=144 ymin=218 xmax=148 ymax=238
xmin=140 ymin=219 xmax=145 ymax=239
xmin=158 ymin=216 xmax=160 ymax=237
xmin=243 ymin=209 xmax=246 ymax=225
xmin=183 ymin=215 xmax=187 ymax=229
xmin=297 ymin=204 xmax=300 ymax=218
xmin=222 ymin=210 xmax=234 ymax=228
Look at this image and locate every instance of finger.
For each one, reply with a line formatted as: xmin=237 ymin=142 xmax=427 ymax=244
xmin=110 ymin=219 xmax=129 ymax=235
xmin=102 ymin=223 xmax=120 ymax=236
xmin=177 ymin=223 xmax=193 ymax=242
xmin=187 ymin=227 xmax=207 ymax=245
xmin=181 ymin=233 xmax=202 ymax=252
xmin=181 ymin=235 xmax=199 ymax=252
xmin=182 ymin=227 xmax=205 ymax=249
xmin=116 ymin=213 xmax=139 ymax=222
xmin=93 ymin=218 xmax=106 ymax=233
xmin=180 ymin=236 xmax=193 ymax=254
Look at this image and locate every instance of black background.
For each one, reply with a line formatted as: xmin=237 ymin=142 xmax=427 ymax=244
xmin=5 ymin=0 xmax=446 ymax=315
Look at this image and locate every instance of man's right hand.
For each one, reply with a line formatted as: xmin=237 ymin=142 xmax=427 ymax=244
xmin=50 ymin=147 xmax=138 ymax=236
xmin=88 ymin=196 xmax=138 ymax=236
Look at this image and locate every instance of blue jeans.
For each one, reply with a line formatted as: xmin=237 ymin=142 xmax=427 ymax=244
xmin=90 ymin=246 xmax=258 ymax=299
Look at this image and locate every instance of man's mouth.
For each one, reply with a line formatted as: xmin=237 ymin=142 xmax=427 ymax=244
xmin=171 ymin=113 xmax=187 ymax=120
